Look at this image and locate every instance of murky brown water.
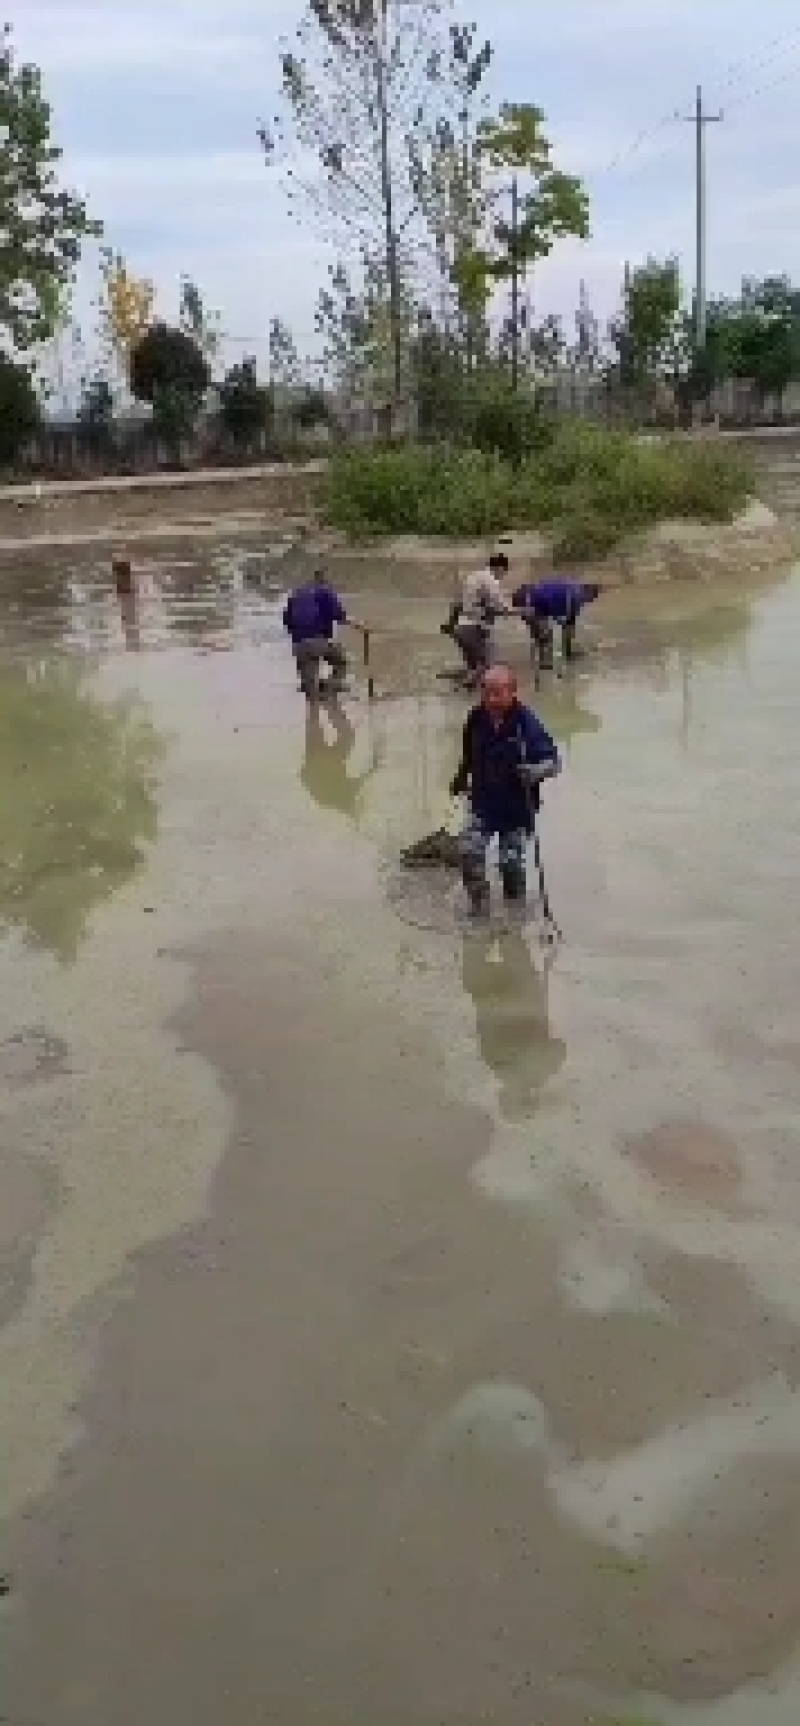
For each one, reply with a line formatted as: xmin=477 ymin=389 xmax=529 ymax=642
xmin=2 ymin=550 xmax=800 ymax=1724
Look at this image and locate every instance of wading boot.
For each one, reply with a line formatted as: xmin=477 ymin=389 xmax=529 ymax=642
xmin=501 ymin=866 xmax=527 ymax=905
xmin=536 ymin=622 xmax=554 ymax=672
xmin=467 ymin=881 xmax=491 ymax=917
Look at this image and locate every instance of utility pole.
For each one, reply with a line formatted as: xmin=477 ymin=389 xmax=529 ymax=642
xmin=682 ymin=86 xmax=722 ymax=350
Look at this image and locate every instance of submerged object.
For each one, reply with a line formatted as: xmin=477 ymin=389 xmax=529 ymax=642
xmin=400 ymin=828 xmax=462 ymax=870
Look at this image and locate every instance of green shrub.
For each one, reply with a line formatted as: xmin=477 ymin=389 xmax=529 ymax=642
xmin=324 ymin=427 xmax=753 ymax=558
xmin=467 ymin=377 xmax=555 ymax=463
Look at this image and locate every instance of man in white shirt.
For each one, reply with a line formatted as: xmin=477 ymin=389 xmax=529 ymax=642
xmin=443 ymin=551 xmax=510 ymax=685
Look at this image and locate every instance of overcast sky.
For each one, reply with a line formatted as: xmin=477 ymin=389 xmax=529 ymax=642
xmin=14 ymin=0 xmax=800 ymax=375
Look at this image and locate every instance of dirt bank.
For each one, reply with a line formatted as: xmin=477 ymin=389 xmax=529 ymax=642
xmin=318 ymin=503 xmax=797 ymax=598
xmin=0 ymin=457 xmax=796 ymax=592
xmin=0 ymin=463 xmax=323 ymax=554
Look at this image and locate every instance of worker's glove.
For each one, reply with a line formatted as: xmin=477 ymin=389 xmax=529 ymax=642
xmin=519 ymin=761 xmax=555 ymax=785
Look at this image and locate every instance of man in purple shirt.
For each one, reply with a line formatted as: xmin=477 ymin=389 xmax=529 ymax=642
xmin=512 ymin=577 xmax=601 ymax=668
xmin=283 ymin=573 xmax=364 ymax=700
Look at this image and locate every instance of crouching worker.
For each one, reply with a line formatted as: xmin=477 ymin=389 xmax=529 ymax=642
xmin=443 ymin=551 xmax=511 ymax=685
xmin=512 ymin=577 xmax=600 ymax=668
xmin=283 ymin=572 xmax=365 ymax=700
xmin=450 ymin=663 xmax=560 ymax=916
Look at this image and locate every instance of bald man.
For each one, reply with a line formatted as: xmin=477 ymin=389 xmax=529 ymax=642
xmin=450 ymin=664 xmax=560 ymax=915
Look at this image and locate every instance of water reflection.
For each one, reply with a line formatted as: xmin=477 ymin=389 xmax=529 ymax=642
xmin=0 ymin=659 xmax=164 ymax=961
xmin=544 ymin=667 xmax=602 ymax=753
xmin=300 ymin=696 xmax=382 ymax=824
xmin=460 ymin=927 xmax=566 ymax=1121
xmin=117 ymin=590 xmax=140 ymax=652
xmin=159 ymin=565 xmax=237 ymax=646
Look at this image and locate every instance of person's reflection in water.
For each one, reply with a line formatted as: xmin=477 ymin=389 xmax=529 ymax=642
xmin=300 ymin=696 xmax=380 ymax=823
xmin=113 ymin=555 xmax=140 ymax=651
xmin=461 ymin=924 xmax=566 ymax=1122
xmin=118 ymin=592 xmax=140 ymax=651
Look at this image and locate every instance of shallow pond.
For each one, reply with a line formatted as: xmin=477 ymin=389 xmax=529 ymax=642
xmin=2 ymin=551 xmax=800 ymax=1725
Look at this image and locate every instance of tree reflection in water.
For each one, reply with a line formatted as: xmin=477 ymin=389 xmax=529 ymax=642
xmin=0 ymin=658 xmax=164 ymax=961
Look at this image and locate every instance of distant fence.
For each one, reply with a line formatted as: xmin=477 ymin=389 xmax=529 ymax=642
xmin=14 ymin=372 xmax=800 ymax=481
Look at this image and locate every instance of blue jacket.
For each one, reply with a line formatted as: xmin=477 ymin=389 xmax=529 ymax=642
xmin=513 ymin=578 xmax=597 ymax=623
xmin=452 ymin=701 xmax=559 ymax=833
xmin=283 ymin=580 xmax=347 ymax=645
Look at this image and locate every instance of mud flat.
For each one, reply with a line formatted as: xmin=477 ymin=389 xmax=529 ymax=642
xmin=317 ymin=499 xmax=797 ymax=598
xmin=0 ymin=465 xmax=796 ymax=596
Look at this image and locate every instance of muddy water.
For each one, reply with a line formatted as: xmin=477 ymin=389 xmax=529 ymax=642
xmin=2 ymin=553 xmax=800 ymax=1724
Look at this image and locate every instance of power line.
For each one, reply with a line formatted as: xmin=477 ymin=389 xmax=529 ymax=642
xmin=598 ymin=27 xmax=800 ymax=181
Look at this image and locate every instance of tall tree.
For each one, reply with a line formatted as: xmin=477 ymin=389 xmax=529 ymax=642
xmin=0 ymin=25 xmax=99 ymax=349
xmin=408 ymin=21 xmax=492 ymax=351
xmin=179 ymin=275 xmax=221 ymax=366
xmin=130 ymin=323 xmax=210 ymax=464
xmin=218 ymin=358 xmax=273 ymax=454
xmin=0 ymin=353 xmax=42 ymax=466
xmin=462 ymin=103 xmax=590 ymax=388
xmin=97 ymin=249 xmax=155 ymax=378
xmin=260 ymin=0 xmax=451 ymax=410
xmin=315 ymin=263 xmax=371 ymax=396
xmin=269 ymin=316 xmax=304 ymax=393
xmin=572 ymin=279 xmax=600 ymax=372
xmin=610 ymin=256 xmax=685 ymax=387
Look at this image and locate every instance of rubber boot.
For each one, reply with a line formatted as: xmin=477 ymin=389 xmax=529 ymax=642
xmin=501 ymin=864 xmax=527 ymax=903
xmin=466 ymin=880 xmax=491 ymax=917
xmin=462 ymin=855 xmax=490 ymax=917
xmin=536 ymin=622 xmax=554 ymax=672
xmin=562 ymin=619 xmax=580 ymax=662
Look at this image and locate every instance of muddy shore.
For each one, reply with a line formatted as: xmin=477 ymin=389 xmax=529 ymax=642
xmin=0 ymin=457 xmax=797 ymax=593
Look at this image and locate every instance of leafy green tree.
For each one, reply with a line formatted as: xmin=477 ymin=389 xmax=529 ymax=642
xmin=0 ymin=24 xmax=100 ymax=349
xmin=462 ymin=103 xmax=589 ymax=387
xmin=130 ymin=322 xmax=210 ymax=462
xmin=0 ymin=354 xmax=42 ymax=467
xmin=218 ymin=358 xmax=273 ymax=452
xmin=468 ymin=370 xmax=552 ymax=460
xmin=702 ymin=278 xmax=800 ymax=412
xmin=294 ymin=385 xmax=329 ymax=429
xmin=130 ymin=321 xmax=209 ymax=403
xmin=610 ymin=257 xmax=685 ymax=387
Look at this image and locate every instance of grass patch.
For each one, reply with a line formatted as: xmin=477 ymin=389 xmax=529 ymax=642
xmin=324 ymin=424 xmax=754 ymax=562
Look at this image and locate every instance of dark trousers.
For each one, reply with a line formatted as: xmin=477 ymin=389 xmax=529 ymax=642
xmin=454 ymin=619 xmax=491 ymax=677
xmin=293 ymin=636 xmax=346 ymax=699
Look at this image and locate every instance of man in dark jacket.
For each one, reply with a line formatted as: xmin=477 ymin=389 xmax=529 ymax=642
xmin=450 ymin=664 xmax=560 ymax=915
xmin=283 ymin=573 xmax=364 ymax=699
xmin=512 ymin=577 xmax=600 ymax=668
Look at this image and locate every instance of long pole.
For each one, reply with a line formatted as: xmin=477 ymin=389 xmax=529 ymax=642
xmin=684 ymin=86 xmax=722 ymax=350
